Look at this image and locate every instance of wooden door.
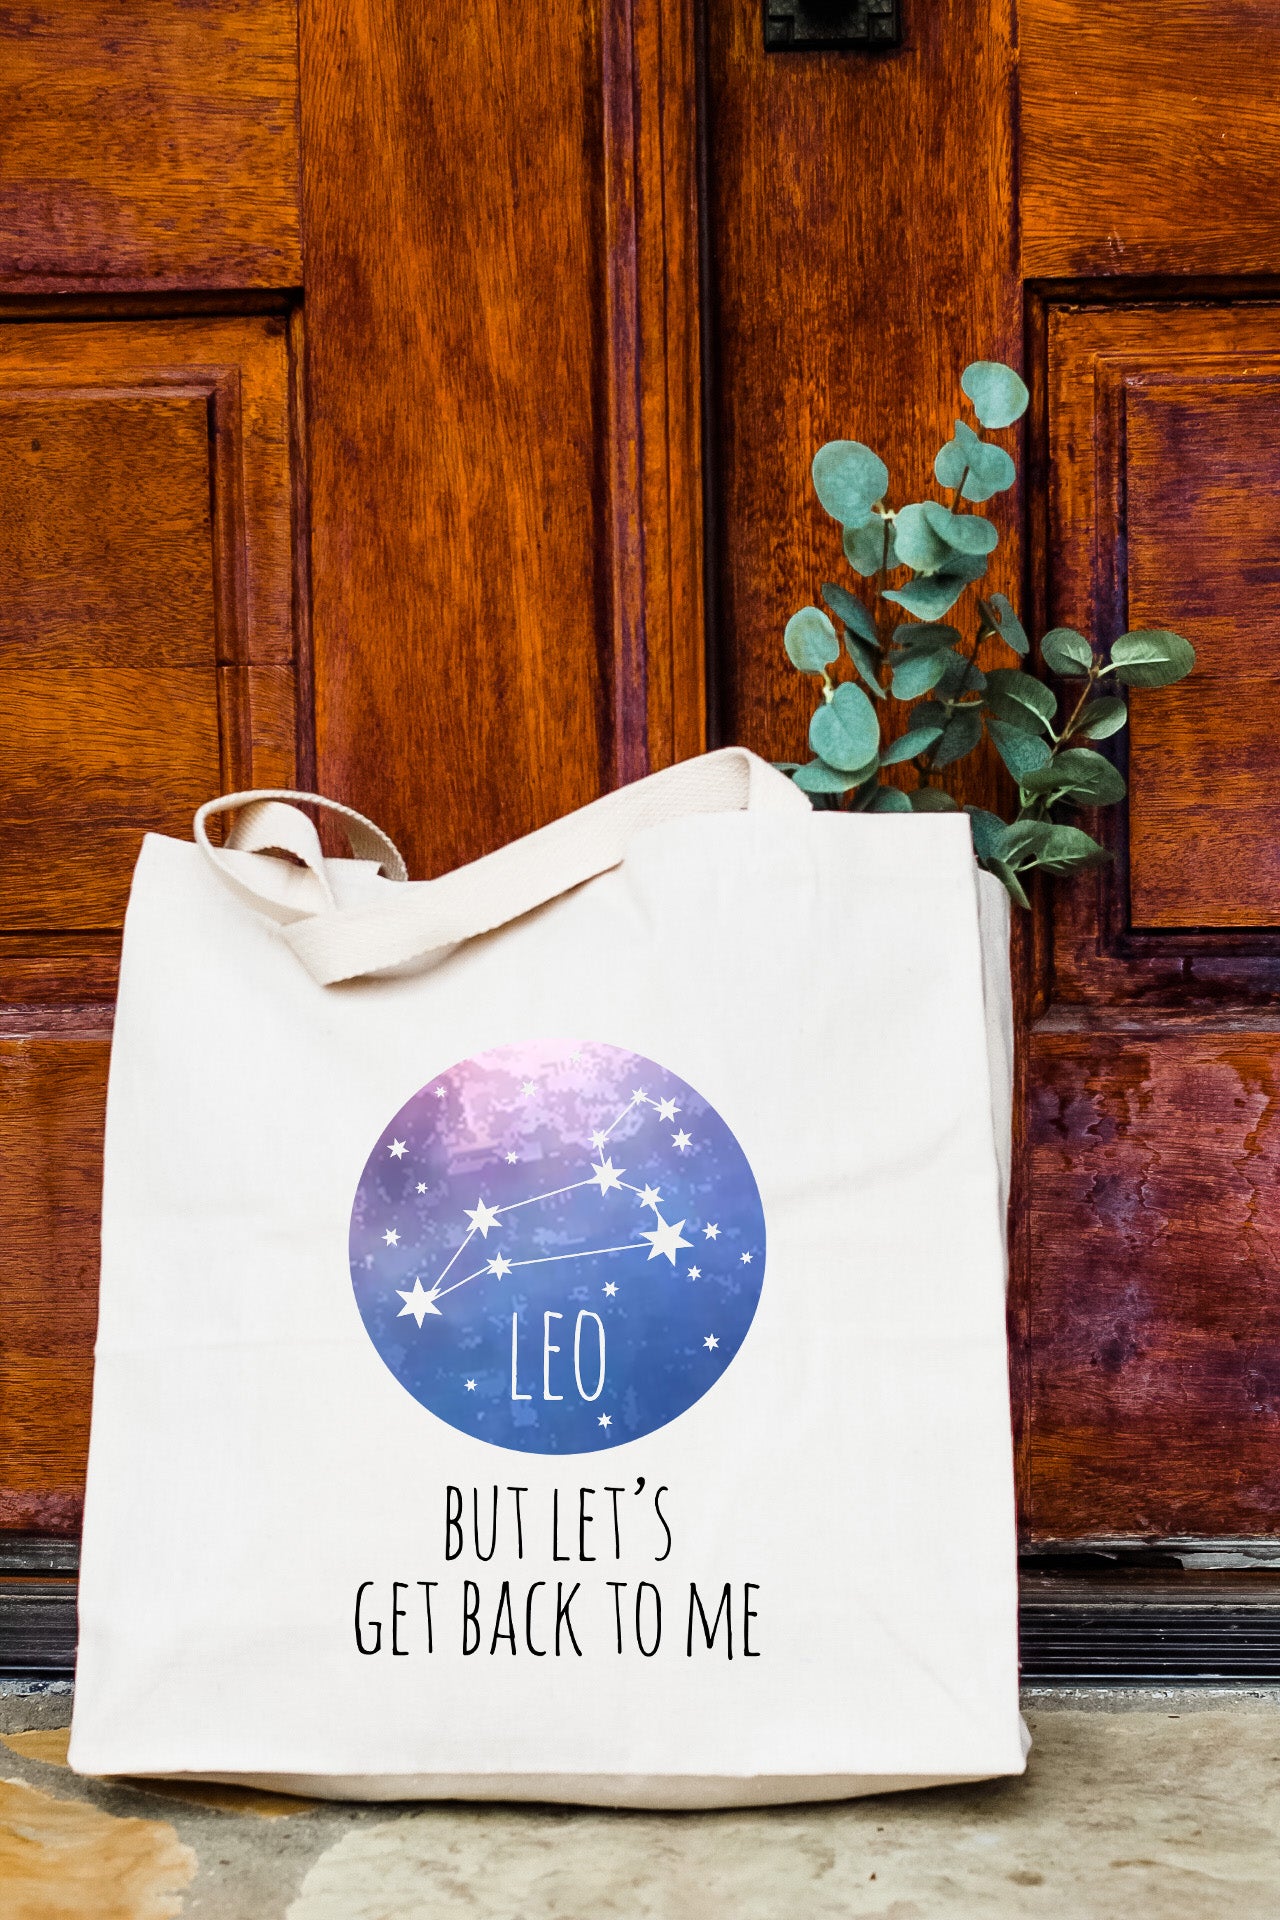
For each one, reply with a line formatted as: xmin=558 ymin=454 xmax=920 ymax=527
xmin=3 ymin=0 xmax=1279 ymax=1656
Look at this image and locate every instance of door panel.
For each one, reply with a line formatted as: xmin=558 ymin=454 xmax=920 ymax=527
xmin=0 ymin=315 xmax=300 ymax=1534
xmin=0 ymin=0 xmax=301 ymax=292
xmin=1020 ymin=0 xmax=1280 ymax=279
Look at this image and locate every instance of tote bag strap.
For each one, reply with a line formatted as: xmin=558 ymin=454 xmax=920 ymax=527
xmin=193 ymin=748 xmax=809 ymax=986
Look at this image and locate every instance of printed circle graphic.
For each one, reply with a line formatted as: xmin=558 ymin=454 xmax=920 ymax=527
xmin=349 ymin=1041 xmax=766 ymax=1453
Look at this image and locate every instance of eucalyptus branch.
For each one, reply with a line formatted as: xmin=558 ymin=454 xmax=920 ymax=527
xmin=776 ymin=360 xmax=1194 ymax=883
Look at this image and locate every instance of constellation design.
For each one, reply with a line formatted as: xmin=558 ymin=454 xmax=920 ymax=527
xmin=397 ymin=1091 xmax=694 ymax=1324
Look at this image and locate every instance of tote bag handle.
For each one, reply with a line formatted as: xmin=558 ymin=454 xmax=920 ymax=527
xmin=194 ymin=747 xmax=810 ymax=986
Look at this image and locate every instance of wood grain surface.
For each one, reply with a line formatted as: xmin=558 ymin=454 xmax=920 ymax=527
xmin=1027 ymin=1018 xmax=1280 ymax=1537
xmin=703 ymin=0 xmax=1019 ymax=810
xmin=299 ymin=0 xmax=704 ymax=877
xmin=0 ymin=0 xmax=301 ymax=292
xmin=1021 ymin=0 xmax=1280 ymax=280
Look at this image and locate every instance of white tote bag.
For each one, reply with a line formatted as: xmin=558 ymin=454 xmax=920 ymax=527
xmin=70 ymin=747 xmax=1025 ymax=1807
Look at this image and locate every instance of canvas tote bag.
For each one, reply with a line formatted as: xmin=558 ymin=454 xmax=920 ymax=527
xmin=70 ymin=747 xmax=1025 ymax=1807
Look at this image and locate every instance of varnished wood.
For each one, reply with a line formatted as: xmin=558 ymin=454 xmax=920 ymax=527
xmin=704 ymin=0 xmax=1020 ymax=813
xmin=0 ymin=1037 xmax=108 ymax=1535
xmin=1021 ymin=0 xmax=1280 ymax=281
xmin=1027 ymin=1023 xmax=1280 ymax=1538
xmin=298 ymin=0 xmax=705 ymax=877
xmin=0 ymin=0 xmax=302 ymax=293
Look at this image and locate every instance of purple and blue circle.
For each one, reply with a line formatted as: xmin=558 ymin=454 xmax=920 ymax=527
xmin=349 ymin=1040 xmax=766 ymax=1453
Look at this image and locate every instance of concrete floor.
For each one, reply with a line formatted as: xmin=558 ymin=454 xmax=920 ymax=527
xmin=3 ymin=1683 xmax=1279 ymax=1918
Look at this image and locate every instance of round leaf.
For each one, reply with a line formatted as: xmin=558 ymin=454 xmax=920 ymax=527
xmin=1071 ymin=697 xmax=1128 ymax=741
xmin=884 ymin=552 xmax=988 ymax=621
xmin=784 ymin=607 xmax=839 ymax=675
xmin=935 ymin=419 xmax=1017 ymax=502
xmin=988 ymin=717 xmax=1053 ymax=780
xmin=892 ymin=622 xmax=961 ymax=653
xmin=908 ymin=786 xmax=958 ymax=813
xmin=931 ymin=705 xmax=984 ymax=768
xmin=809 ymin=680 xmax=881 ymax=771
xmin=1040 ymin=627 xmax=1094 ymax=677
xmin=1020 ymin=747 xmax=1126 ymax=805
xmin=843 ymin=517 xmax=897 ymax=576
xmin=811 ymin=441 xmax=889 ymax=529
xmin=920 ymin=500 xmax=999 ymax=556
xmin=985 ymin=666 xmax=1057 ymax=730
xmin=1108 ymin=629 xmax=1196 ymax=688
xmin=868 ymin=784 xmax=912 ymax=813
xmin=893 ymin=502 xmax=954 ymax=574
xmin=792 ymin=758 xmax=862 ymax=794
xmin=961 ymin=361 xmax=1030 ymax=430
xmin=880 ymin=722 xmax=945 ymax=764
xmin=891 ymin=647 xmax=950 ymax=701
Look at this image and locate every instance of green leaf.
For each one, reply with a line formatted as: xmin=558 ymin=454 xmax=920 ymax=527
xmin=920 ymin=500 xmax=999 ymax=556
xmin=909 ymin=786 xmax=959 ymax=812
xmin=931 ymin=704 xmax=984 ymax=768
xmin=868 ymin=784 xmax=912 ymax=813
xmin=934 ymin=420 xmax=1016 ymax=502
xmin=985 ymin=667 xmax=1057 ymax=731
xmin=880 ymin=723 xmax=945 ymax=764
xmin=811 ymin=441 xmax=889 ymax=529
xmin=1001 ymin=820 xmax=1109 ymax=873
xmin=809 ymin=680 xmax=881 ymax=771
xmin=893 ymin=502 xmax=955 ymax=574
xmin=936 ymin=651 xmax=986 ymax=699
xmin=772 ymin=761 xmax=803 ymax=773
xmin=965 ymin=806 xmax=1010 ymax=862
xmin=883 ymin=552 xmax=988 ymax=620
xmin=981 ymin=857 xmax=1031 ymax=910
xmin=891 ymin=648 xmax=950 ymax=700
xmin=784 ymin=607 xmax=839 ymax=675
xmin=843 ymin=517 xmax=897 ymax=576
xmin=983 ymin=592 xmax=1028 ymax=655
xmin=821 ymin=581 xmax=878 ymax=647
xmin=988 ymin=717 xmax=1053 ymax=780
xmin=891 ymin=622 xmax=961 ymax=653
xmin=1021 ymin=747 xmax=1126 ymax=805
xmin=792 ymin=758 xmax=863 ymax=794
xmin=961 ymin=361 xmax=1029 ymax=429
xmin=845 ymin=633 xmax=887 ymax=698
xmin=1070 ymin=696 xmax=1128 ymax=741
xmin=1041 ymin=626 xmax=1094 ymax=677
xmin=1108 ymin=629 xmax=1196 ymax=688
xmin=910 ymin=700 xmax=949 ymax=732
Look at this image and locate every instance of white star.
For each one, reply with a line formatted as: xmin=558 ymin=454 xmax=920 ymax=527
xmin=631 ymin=1087 xmax=647 ymax=1103
xmin=703 ymin=1334 xmax=719 ymax=1351
xmin=656 ymin=1097 xmax=679 ymax=1122
xmin=505 ymin=1151 xmax=518 ymax=1164
xmin=569 ymin=1049 xmax=583 ymax=1062
xmin=591 ymin=1129 xmax=609 ymax=1151
xmin=672 ymin=1130 xmax=692 ymax=1152
xmin=389 ymin=1139 xmax=407 ymax=1158
xmin=464 ymin=1197 xmax=502 ymax=1237
xmin=465 ymin=1378 xmax=476 ymax=1391
xmin=383 ymin=1228 xmax=400 ymax=1247
xmin=740 ymin=1251 xmax=753 ymax=1264
xmin=416 ymin=1182 xmax=428 ymax=1195
xmin=636 ymin=1184 xmax=663 ymax=1211
xmin=603 ymin=1282 xmax=618 ymax=1297
xmin=589 ymin=1157 xmax=626 ymax=1196
xmin=687 ymin=1265 xmax=701 ymax=1279
xmin=703 ymin=1222 xmax=720 ymax=1240
xmin=396 ymin=1278 xmax=441 ymax=1325
xmin=642 ymin=1216 xmax=693 ymax=1264
xmin=520 ymin=1079 xmax=536 ymax=1097
xmin=598 ymin=1413 xmax=612 ymax=1428
xmin=486 ymin=1252 xmax=513 ymax=1280
xmin=433 ymin=1087 xmax=446 ymax=1100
